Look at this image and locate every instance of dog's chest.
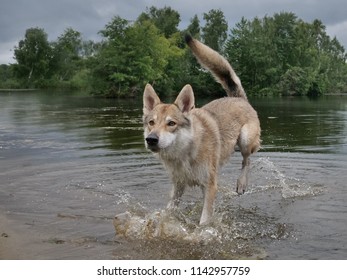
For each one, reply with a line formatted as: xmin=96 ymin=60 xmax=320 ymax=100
xmin=162 ymin=158 xmax=209 ymax=187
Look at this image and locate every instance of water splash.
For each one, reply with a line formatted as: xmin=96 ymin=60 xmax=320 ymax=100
xmin=114 ymin=211 xmax=191 ymax=240
xmin=112 ymin=157 xmax=322 ymax=259
xmin=114 ymin=189 xmax=132 ymax=205
xmin=113 ymin=202 xmax=290 ymax=259
xmin=251 ymin=157 xmax=323 ymax=198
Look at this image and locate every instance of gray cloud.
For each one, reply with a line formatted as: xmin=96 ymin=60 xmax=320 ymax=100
xmin=1 ymin=0 xmax=346 ymax=64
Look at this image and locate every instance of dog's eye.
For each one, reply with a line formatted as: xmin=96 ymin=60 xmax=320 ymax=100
xmin=167 ymin=121 xmax=176 ymax=127
xmin=148 ymin=120 xmax=155 ymax=126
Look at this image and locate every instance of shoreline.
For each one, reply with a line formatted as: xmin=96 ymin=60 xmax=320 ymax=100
xmin=0 ymin=89 xmax=36 ymax=92
xmin=0 ymin=212 xmax=58 ymax=260
xmin=0 ymin=211 xmax=116 ymax=260
xmin=0 ymin=212 xmax=24 ymax=259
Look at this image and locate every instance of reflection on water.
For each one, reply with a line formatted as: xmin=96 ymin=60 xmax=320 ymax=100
xmin=255 ymin=96 xmax=347 ymax=153
xmin=0 ymin=91 xmax=346 ymax=259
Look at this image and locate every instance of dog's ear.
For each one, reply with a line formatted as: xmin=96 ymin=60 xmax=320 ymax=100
xmin=174 ymin=84 xmax=195 ymax=113
xmin=143 ymin=84 xmax=161 ymax=114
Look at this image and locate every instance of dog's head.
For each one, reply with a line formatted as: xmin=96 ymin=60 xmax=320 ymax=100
xmin=143 ymin=84 xmax=195 ymax=153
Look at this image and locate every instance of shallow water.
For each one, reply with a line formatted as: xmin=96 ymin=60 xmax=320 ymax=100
xmin=0 ymin=91 xmax=346 ymax=259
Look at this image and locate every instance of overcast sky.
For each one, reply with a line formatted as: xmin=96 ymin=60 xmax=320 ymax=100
xmin=1 ymin=0 xmax=346 ymax=64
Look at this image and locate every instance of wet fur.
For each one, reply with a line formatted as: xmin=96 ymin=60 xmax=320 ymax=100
xmin=143 ymin=35 xmax=261 ymax=225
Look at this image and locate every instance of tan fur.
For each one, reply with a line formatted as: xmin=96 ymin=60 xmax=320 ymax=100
xmin=143 ymin=37 xmax=261 ymax=225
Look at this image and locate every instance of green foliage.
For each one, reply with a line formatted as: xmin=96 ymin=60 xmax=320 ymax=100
xmin=0 ymin=64 xmax=21 ymax=88
xmin=2 ymin=8 xmax=346 ymax=96
xmin=186 ymin=9 xmax=229 ymax=96
xmin=277 ymin=67 xmax=310 ymax=95
xmin=225 ymin=12 xmax=347 ymax=96
xmin=202 ymin=9 xmax=228 ymax=52
xmin=137 ymin=6 xmax=180 ymax=38
xmin=13 ymin=27 xmax=52 ymax=86
xmin=186 ymin=15 xmax=201 ymax=40
xmin=50 ymin=28 xmax=82 ymax=81
xmin=90 ymin=17 xmax=184 ymax=97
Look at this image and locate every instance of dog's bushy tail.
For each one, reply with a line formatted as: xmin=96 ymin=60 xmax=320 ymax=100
xmin=185 ymin=34 xmax=247 ymax=100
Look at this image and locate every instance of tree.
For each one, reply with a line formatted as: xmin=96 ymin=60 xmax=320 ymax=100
xmin=193 ymin=9 xmax=229 ymax=96
xmin=80 ymin=40 xmax=101 ymax=58
xmin=181 ymin=14 xmax=223 ymax=96
xmin=277 ymin=66 xmax=309 ymax=95
xmin=0 ymin=64 xmax=20 ymax=88
xmin=137 ymin=6 xmax=180 ymax=38
xmin=91 ymin=16 xmax=184 ymax=97
xmin=50 ymin=28 xmax=83 ymax=81
xmin=225 ymin=12 xmax=347 ymax=95
xmin=13 ymin=27 xmax=51 ymax=86
xmin=272 ymin=13 xmax=297 ymax=69
xmin=5 ymin=8 xmax=346 ymax=95
xmin=99 ymin=16 xmax=129 ymax=41
xmin=186 ymin=14 xmax=201 ymax=39
xmin=0 ymin=65 xmax=11 ymax=85
xmin=202 ymin=9 xmax=228 ymax=52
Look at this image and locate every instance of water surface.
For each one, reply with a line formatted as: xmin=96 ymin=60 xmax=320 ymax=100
xmin=0 ymin=91 xmax=346 ymax=259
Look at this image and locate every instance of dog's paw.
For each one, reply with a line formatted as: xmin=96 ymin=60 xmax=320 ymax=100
xmin=236 ymin=178 xmax=247 ymax=195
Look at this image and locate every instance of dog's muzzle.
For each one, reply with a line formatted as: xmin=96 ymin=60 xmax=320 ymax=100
xmin=145 ymin=133 xmax=159 ymax=152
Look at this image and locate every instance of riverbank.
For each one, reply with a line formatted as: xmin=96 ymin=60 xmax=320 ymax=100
xmin=0 ymin=89 xmax=36 ymax=92
xmin=0 ymin=212 xmax=63 ymax=260
xmin=0 ymin=213 xmax=27 ymax=259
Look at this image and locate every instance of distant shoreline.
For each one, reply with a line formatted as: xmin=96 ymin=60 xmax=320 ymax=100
xmin=325 ymin=92 xmax=347 ymax=96
xmin=0 ymin=89 xmax=36 ymax=92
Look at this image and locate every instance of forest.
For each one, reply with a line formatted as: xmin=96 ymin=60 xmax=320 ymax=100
xmin=1 ymin=6 xmax=346 ymax=97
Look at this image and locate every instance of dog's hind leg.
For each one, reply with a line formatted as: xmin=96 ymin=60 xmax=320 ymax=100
xmin=236 ymin=124 xmax=260 ymax=194
xmin=236 ymin=153 xmax=250 ymax=194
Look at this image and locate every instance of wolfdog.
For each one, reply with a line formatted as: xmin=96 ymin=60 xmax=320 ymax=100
xmin=143 ymin=35 xmax=261 ymax=225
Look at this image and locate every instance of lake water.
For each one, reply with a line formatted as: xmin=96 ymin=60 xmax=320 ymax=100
xmin=0 ymin=91 xmax=346 ymax=259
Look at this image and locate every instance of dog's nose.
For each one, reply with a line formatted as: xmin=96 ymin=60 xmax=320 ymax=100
xmin=146 ymin=134 xmax=159 ymax=146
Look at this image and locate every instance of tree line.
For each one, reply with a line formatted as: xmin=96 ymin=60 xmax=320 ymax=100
xmin=1 ymin=6 xmax=346 ymax=97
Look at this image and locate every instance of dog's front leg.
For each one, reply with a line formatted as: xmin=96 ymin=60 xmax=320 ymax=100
xmin=167 ymin=183 xmax=185 ymax=209
xmin=199 ymin=178 xmax=217 ymax=225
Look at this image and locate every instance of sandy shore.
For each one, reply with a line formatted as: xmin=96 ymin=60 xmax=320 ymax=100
xmin=0 ymin=213 xmax=25 ymax=259
xmin=0 ymin=212 xmax=116 ymax=260
xmin=0 ymin=212 xmax=57 ymax=260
